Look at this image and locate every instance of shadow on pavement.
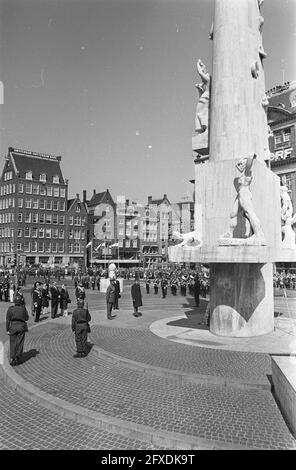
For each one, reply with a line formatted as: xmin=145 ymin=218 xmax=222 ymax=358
xmin=167 ymin=299 xmax=209 ymax=330
xmin=19 ymin=348 xmax=39 ymax=364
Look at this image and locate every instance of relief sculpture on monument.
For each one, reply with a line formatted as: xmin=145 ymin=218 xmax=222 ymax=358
xmin=280 ymin=185 xmax=296 ymax=249
xmin=219 ymin=154 xmax=267 ymax=246
xmin=195 ymin=59 xmax=210 ymax=134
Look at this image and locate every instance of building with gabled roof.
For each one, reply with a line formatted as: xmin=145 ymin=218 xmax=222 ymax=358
xmin=0 ymin=147 xmax=68 ymax=266
xmin=66 ymin=194 xmax=88 ymax=267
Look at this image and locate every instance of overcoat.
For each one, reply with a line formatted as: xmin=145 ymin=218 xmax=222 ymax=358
xmin=131 ymin=282 xmax=142 ymax=308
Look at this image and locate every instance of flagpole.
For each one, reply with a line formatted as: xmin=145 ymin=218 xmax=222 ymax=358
xmin=91 ymin=238 xmax=93 ymax=268
xmin=118 ymin=243 xmax=120 ymax=269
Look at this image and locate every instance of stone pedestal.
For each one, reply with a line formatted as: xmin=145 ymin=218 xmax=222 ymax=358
xmin=210 ymin=262 xmax=274 ymax=337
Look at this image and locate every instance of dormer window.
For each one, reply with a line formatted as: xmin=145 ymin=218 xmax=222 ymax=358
xmin=53 ymin=175 xmax=59 ymax=184
xmin=40 ymin=173 xmax=47 ymax=183
xmin=25 ymin=170 xmax=33 ymax=180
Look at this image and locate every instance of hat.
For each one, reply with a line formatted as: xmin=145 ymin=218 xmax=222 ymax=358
xmin=14 ymin=295 xmax=23 ymax=306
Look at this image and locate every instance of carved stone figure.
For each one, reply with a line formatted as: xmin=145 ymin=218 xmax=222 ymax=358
xmin=258 ymin=15 xmax=264 ymax=32
xmin=280 ymin=185 xmax=296 ymax=248
xmin=251 ymin=61 xmax=259 ymax=78
xmin=258 ymin=44 xmax=267 ymax=60
xmin=173 ymin=229 xmax=202 ymax=248
xmin=220 ymin=154 xmax=266 ymax=245
xmin=195 ymin=59 xmax=210 ymax=133
xmin=261 ymin=94 xmax=269 ymax=108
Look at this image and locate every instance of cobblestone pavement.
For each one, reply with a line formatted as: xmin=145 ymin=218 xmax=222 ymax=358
xmin=0 ymin=324 xmax=165 ymax=450
xmin=2 ymin=321 xmax=295 ymax=450
xmin=90 ymin=326 xmax=272 ymax=381
xmin=1 ymin=281 xmax=296 ymax=450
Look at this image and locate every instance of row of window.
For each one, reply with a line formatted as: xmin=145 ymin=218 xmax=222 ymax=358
xmin=274 ymin=128 xmax=291 ymax=145
xmin=17 ymin=198 xmax=66 ymax=211
xmin=68 ymin=243 xmax=84 ymax=253
xmin=17 ymin=213 xmax=65 ymax=224
xmin=24 ymin=171 xmax=61 ymax=184
xmin=3 ymin=171 xmax=13 ymax=181
xmin=0 ymin=183 xmax=16 ymax=195
xmin=18 ymin=182 xmax=66 ymax=197
xmin=17 ymin=227 xmax=65 ymax=239
xmin=0 ymin=227 xmax=14 ymax=238
xmin=15 ymin=242 xmax=65 ymax=253
xmin=0 ymin=198 xmax=15 ymax=210
xmin=0 ymin=213 xmax=14 ymax=224
xmin=68 ymin=216 xmax=86 ymax=226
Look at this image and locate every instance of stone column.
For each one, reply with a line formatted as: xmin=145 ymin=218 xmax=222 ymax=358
xmin=208 ymin=0 xmax=274 ymax=337
xmin=210 ymin=0 xmax=269 ymax=164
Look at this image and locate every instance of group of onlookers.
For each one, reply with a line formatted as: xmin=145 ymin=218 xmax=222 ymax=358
xmin=273 ymin=271 xmax=296 ymax=289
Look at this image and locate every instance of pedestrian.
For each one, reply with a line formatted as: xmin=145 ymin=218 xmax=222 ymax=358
xmin=131 ymin=278 xmax=143 ymax=317
xmin=13 ymin=286 xmax=25 ymax=305
xmin=32 ymin=281 xmax=42 ymax=322
xmin=71 ymin=299 xmax=91 ymax=358
xmin=145 ymin=278 xmax=150 ymax=294
xmin=50 ymin=281 xmax=60 ymax=318
xmin=6 ymin=294 xmax=29 ymax=366
xmin=75 ymin=282 xmax=86 ymax=302
xmin=154 ymin=279 xmax=159 ymax=295
xmin=60 ymin=283 xmax=71 ymax=317
xmin=9 ymin=283 xmax=15 ymax=303
xmin=106 ymin=278 xmax=116 ymax=320
xmin=114 ymin=277 xmax=121 ymax=310
xmin=161 ymin=278 xmax=168 ymax=299
xmin=41 ymin=282 xmax=50 ymax=315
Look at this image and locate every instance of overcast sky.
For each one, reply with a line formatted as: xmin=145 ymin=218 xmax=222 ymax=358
xmin=0 ymin=0 xmax=295 ymax=203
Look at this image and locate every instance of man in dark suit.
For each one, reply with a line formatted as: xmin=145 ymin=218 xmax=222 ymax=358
xmin=131 ymin=278 xmax=143 ymax=317
xmin=71 ymin=299 xmax=91 ymax=358
xmin=113 ymin=278 xmax=121 ymax=310
xmin=32 ymin=282 xmax=42 ymax=322
xmin=50 ymin=281 xmax=60 ymax=318
xmin=6 ymin=295 xmax=29 ymax=366
xmin=106 ymin=278 xmax=116 ymax=320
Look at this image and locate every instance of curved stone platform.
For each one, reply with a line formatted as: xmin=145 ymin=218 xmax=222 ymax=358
xmin=149 ymin=315 xmax=296 ymax=354
xmin=1 ymin=320 xmax=296 ymax=450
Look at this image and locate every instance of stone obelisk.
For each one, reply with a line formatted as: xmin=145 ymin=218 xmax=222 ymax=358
xmin=169 ymin=0 xmax=282 ymax=337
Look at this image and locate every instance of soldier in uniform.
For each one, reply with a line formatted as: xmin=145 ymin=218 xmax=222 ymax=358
xmin=6 ymin=294 xmax=29 ymax=366
xmin=71 ymin=299 xmax=91 ymax=358
xmin=32 ymin=281 xmax=42 ymax=322
xmin=161 ymin=278 xmax=168 ymax=299
xmin=50 ymin=281 xmax=60 ymax=319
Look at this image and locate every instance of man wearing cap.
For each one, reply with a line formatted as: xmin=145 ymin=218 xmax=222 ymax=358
xmin=71 ymin=299 xmax=91 ymax=358
xmin=6 ymin=295 xmax=29 ymax=366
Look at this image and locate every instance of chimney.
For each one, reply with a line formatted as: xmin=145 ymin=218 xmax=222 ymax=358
xmin=148 ymin=196 xmax=152 ymax=204
xmin=126 ymin=199 xmax=129 ymax=206
xmin=76 ymin=193 xmax=79 ymax=200
xmin=163 ymin=193 xmax=167 ymax=199
xmin=93 ymin=189 xmax=96 ymax=196
xmin=83 ymin=190 xmax=87 ymax=203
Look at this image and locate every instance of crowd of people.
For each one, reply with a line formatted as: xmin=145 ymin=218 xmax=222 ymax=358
xmin=273 ymin=271 xmax=296 ymax=289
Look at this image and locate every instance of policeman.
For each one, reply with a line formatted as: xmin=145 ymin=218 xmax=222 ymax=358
xmin=71 ymin=299 xmax=91 ymax=358
xmin=6 ymin=295 xmax=29 ymax=366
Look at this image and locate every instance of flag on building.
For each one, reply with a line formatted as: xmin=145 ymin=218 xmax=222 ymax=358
xmin=110 ymin=243 xmax=119 ymax=247
xmin=85 ymin=241 xmax=92 ymax=249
